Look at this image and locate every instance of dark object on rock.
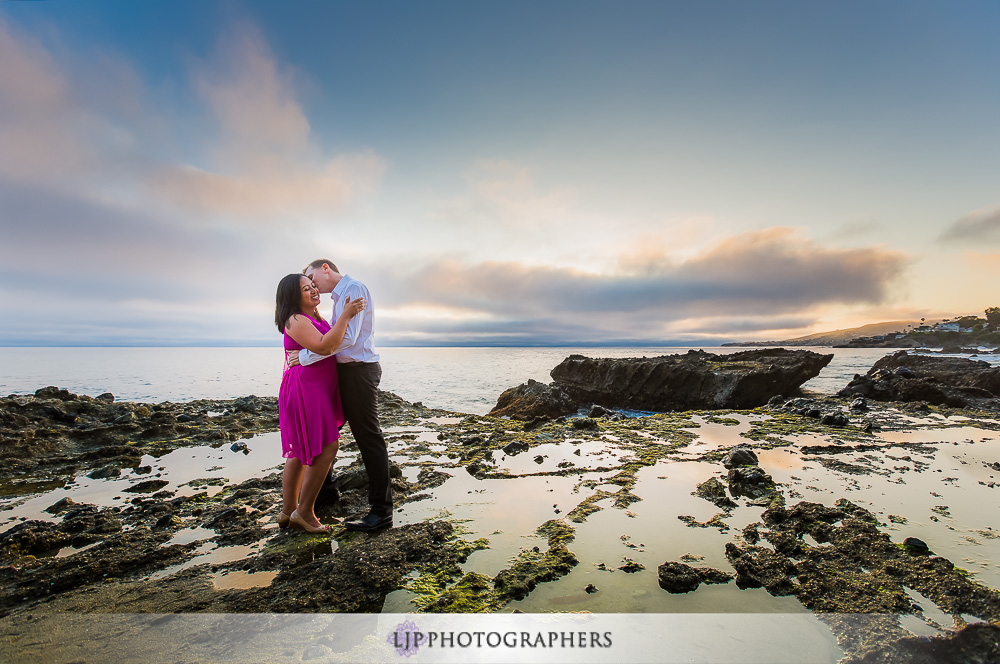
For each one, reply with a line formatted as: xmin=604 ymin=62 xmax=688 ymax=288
xmin=657 ymin=561 xmax=703 ymax=593
xmin=902 ymin=537 xmax=931 ymax=555
xmin=489 ymin=379 xmax=577 ymax=420
xmin=45 ymin=497 xmax=79 ymax=514
xmin=571 ymin=417 xmax=598 ymax=430
xmin=87 ymin=464 xmax=121 ymax=479
xmin=821 ymin=412 xmax=849 ymax=427
xmin=546 ymin=348 xmax=832 ymax=412
xmin=585 ymin=583 xmax=598 ymax=594
xmin=177 ymin=413 xmax=194 ymax=422
xmin=155 ymin=514 xmax=183 ymax=530
xmin=727 ymin=466 xmax=777 ymax=499
xmin=694 ymin=477 xmax=737 ymax=509
xmin=850 ymin=397 xmax=868 ymax=411
xmin=618 ymin=558 xmax=645 ymax=573
xmin=461 ymin=435 xmax=484 ymax=446
xmin=502 ymin=441 xmax=530 ymax=456
xmin=123 ymin=479 xmax=169 ymax=493
xmin=722 ymin=446 xmax=758 ymax=468
xmin=232 ymin=395 xmax=263 ymax=414
xmin=657 ymin=561 xmax=733 ymax=593
xmin=588 ymin=405 xmax=611 ymax=418
xmin=839 ymin=351 xmax=1000 ymax=408
xmin=230 ymin=441 xmax=248 ymax=453
xmin=34 ymin=386 xmax=75 ymax=401
xmin=203 ymin=508 xmax=239 ymax=528
xmin=96 ymin=392 xmax=115 ymax=402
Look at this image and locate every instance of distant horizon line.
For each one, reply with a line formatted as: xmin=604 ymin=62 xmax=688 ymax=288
xmin=0 ymin=341 xmax=733 ymax=349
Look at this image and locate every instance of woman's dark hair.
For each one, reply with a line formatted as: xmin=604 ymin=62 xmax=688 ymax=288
xmin=275 ymin=273 xmax=308 ymax=333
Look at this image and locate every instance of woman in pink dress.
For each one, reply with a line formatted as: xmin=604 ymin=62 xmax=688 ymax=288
xmin=274 ymin=273 xmax=365 ymax=533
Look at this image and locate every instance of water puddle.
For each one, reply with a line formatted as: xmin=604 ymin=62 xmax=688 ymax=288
xmin=166 ymin=526 xmax=217 ymax=546
xmin=150 ymin=542 xmax=262 ymax=581
xmin=422 ymin=416 xmax=465 ymax=426
xmin=900 ymin=586 xmax=953 ymax=635
xmin=395 ymin=469 xmax=595 ymax=579
xmin=0 ymin=432 xmax=290 ymax=532
xmin=210 ymin=569 xmax=278 ymax=590
xmin=51 ymin=541 xmax=102 ymax=558
xmin=489 ymin=440 xmax=628 ymax=475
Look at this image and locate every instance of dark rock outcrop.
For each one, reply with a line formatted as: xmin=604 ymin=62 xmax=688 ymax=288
xmin=546 ymin=349 xmax=832 ymax=412
xmin=488 ymin=379 xmax=577 ymax=421
xmin=657 ymin=561 xmax=733 ymax=593
xmin=722 ymin=446 xmax=758 ymax=468
xmin=838 ymin=351 xmax=1000 ymax=408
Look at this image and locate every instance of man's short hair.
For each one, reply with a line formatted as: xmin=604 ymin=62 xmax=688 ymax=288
xmin=304 ymin=259 xmax=339 ymax=274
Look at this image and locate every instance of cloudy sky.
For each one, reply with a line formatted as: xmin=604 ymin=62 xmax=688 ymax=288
xmin=1 ymin=1 xmax=998 ymax=347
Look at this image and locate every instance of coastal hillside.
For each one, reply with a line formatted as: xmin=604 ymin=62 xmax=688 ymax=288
xmin=723 ymin=319 xmax=945 ymax=347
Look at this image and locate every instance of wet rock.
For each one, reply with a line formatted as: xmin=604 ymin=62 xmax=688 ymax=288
xmin=850 ymin=397 xmax=868 ymax=411
xmin=585 ymin=583 xmax=598 ymax=594
xmin=123 ymin=479 xmax=169 ymax=493
xmin=488 ymin=379 xmax=577 ymax=421
xmin=502 ymin=441 xmax=530 ymax=456
xmin=821 ymin=412 xmax=849 ymax=427
xmin=726 ymin=466 xmax=777 ymax=499
xmin=232 ymin=396 xmax=263 ymax=414
xmin=839 ymin=351 xmax=1000 ymax=408
xmin=657 ymin=561 xmax=734 ymax=594
xmin=45 ymin=497 xmax=79 ymax=514
xmin=588 ymin=405 xmax=612 ymax=418
xmin=0 ymin=520 xmax=68 ymax=558
xmin=571 ymin=418 xmax=598 ymax=430
xmin=724 ymin=542 xmax=796 ymax=594
xmin=618 ymin=558 xmax=644 ymax=573
xmin=722 ymin=446 xmax=758 ymax=468
xmin=547 ymin=348 xmax=832 ymax=412
xmin=87 ymin=464 xmax=121 ymax=479
xmin=694 ymin=477 xmax=737 ymax=509
xmin=902 ymin=537 xmax=931 ymax=555
xmin=154 ymin=514 xmax=182 ymax=530
xmin=96 ymin=393 xmax=115 ymax=403
xmin=34 ymin=387 xmax=75 ymax=401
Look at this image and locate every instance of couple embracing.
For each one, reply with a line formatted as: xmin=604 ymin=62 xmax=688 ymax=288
xmin=273 ymin=259 xmax=392 ymax=534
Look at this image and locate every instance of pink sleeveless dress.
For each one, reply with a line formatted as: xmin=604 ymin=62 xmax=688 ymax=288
xmin=278 ymin=317 xmax=345 ymax=465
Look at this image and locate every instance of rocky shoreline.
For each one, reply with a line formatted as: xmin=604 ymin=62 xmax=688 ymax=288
xmin=3 ymin=351 xmax=1000 ymax=662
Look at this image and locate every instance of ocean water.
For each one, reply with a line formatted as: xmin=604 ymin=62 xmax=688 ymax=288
xmin=4 ymin=346 xmax=997 ymax=415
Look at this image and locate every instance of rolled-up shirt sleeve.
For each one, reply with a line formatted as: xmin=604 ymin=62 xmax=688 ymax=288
xmin=297 ymin=348 xmax=334 ymax=366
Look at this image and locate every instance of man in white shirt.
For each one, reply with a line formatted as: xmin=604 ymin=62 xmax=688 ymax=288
xmin=289 ymin=259 xmax=392 ymax=532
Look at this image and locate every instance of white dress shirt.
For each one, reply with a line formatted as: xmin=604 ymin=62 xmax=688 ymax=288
xmin=298 ymin=274 xmax=380 ymax=366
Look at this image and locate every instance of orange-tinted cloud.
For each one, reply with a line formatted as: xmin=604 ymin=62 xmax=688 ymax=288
xmin=366 ymin=227 xmax=908 ymax=343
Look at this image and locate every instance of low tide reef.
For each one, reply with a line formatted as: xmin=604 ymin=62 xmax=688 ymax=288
xmin=3 ymin=350 xmax=1000 ymax=662
xmin=490 ymin=348 xmax=833 ymax=419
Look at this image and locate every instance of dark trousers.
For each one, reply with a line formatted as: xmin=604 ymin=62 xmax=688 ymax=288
xmin=338 ymin=361 xmax=392 ymax=514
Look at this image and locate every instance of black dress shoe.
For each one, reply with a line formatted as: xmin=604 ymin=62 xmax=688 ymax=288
xmin=344 ymin=511 xmax=392 ymax=532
